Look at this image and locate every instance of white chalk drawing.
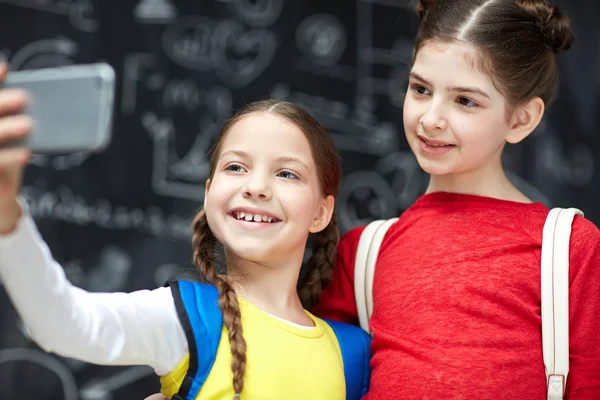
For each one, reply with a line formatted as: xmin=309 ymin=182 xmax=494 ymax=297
xmin=122 ymin=53 xmax=160 ymax=115
xmin=125 ymin=47 xmax=233 ymax=200
xmin=162 ymin=16 xmax=216 ymax=73
xmin=356 ymin=0 xmax=414 ymax=109
xmin=87 ymin=247 xmax=133 ymax=292
xmin=0 ymin=0 xmax=98 ymax=32
xmin=9 ymin=37 xmax=77 ymax=71
xmin=134 ymin=0 xmax=177 ymax=24
xmin=227 ymin=0 xmax=285 ymax=28
xmin=296 ymin=14 xmax=347 ymax=66
xmin=80 ymin=366 xmax=155 ymax=400
xmin=143 ymin=100 xmax=230 ymax=200
xmin=21 ymin=184 xmax=193 ymax=240
xmin=125 ymin=62 xmax=232 ymax=201
xmin=534 ymin=121 xmax=594 ymax=188
xmin=0 ymin=348 xmax=154 ymax=400
xmin=374 ymin=151 xmax=425 ymax=210
xmin=58 ymin=245 xmax=132 ymax=292
xmin=162 ymin=16 xmax=278 ymax=88
xmin=211 ymin=20 xmax=278 ymax=88
xmin=272 ymin=83 xmax=397 ymax=156
xmin=337 ymin=170 xmax=399 ymax=231
xmin=0 ymin=348 xmax=79 ymax=400
xmin=153 ymin=263 xmax=182 ymax=287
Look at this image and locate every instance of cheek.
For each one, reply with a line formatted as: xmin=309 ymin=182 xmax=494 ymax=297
xmin=453 ymin=113 xmax=506 ymax=144
xmin=278 ymin=187 xmax=320 ymax=217
xmin=403 ymin=98 xmax=420 ymax=131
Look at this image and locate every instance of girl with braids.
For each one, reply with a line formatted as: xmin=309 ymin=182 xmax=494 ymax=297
xmin=0 ymin=95 xmax=371 ymax=399
xmin=313 ymin=0 xmax=600 ymax=399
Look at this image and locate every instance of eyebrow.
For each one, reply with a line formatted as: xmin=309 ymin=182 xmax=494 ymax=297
xmin=409 ymin=72 xmax=491 ymax=100
xmin=220 ymin=150 xmax=310 ymax=171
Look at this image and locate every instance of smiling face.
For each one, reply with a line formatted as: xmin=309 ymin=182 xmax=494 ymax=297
xmin=203 ymin=111 xmax=333 ymax=265
xmin=403 ymin=41 xmax=514 ymax=178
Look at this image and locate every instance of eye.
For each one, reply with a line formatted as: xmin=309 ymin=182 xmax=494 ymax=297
xmin=225 ymin=163 xmax=246 ymax=172
xmin=457 ymin=97 xmax=478 ymax=108
xmin=277 ymin=170 xmax=298 ymax=180
xmin=410 ymin=84 xmax=431 ymax=96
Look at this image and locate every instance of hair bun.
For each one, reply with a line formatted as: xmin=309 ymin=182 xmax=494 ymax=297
xmin=516 ymin=0 xmax=574 ymax=53
xmin=416 ymin=0 xmax=438 ymax=20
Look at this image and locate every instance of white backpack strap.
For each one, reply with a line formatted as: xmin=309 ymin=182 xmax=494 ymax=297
xmin=354 ymin=218 xmax=398 ymax=336
xmin=541 ymin=207 xmax=583 ymax=400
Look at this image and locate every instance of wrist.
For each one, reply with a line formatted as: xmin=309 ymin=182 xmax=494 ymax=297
xmin=0 ymin=199 xmax=23 ymax=235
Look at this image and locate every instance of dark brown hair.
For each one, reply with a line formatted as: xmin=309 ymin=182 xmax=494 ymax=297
xmin=190 ymin=99 xmax=341 ymax=398
xmin=414 ymin=0 xmax=574 ymax=107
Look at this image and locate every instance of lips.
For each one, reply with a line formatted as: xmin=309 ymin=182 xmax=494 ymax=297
xmin=418 ymin=135 xmax=455 ymax=147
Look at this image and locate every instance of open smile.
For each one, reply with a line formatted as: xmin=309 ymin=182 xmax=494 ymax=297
xmin=230 ymin=211 xmax=280 ymax=223
xmin=418 ymin=135 xmax=456 ymax=155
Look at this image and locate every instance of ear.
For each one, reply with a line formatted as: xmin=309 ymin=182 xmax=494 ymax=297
xmin=203 ymin=179 xmax=211 ymax=208
xmin=309 ymin=195 xmax=335 ymax=233
xmin=506 ymin=97 xmax=545 ymax=144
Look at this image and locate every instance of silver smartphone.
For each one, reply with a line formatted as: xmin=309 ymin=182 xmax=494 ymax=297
xmin=2 ymin=63 xmax=116 ymax=153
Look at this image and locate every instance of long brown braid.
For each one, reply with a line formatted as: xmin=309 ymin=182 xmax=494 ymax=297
xmin=297 ymin=213 xmax=340 ymax=309
xmin=190 ymin=99 xmax=342 ymax=398
xmin=191 ymin=209 xmax=246 ymax=397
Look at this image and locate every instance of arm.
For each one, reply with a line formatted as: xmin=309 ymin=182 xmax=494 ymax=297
xmin=567 ymin=217 xmax=600 ymax=399
xmin=312 ymin=226 xmax=366 ymax=325
xmin=0 ymin=209 xmax=187 ymax=376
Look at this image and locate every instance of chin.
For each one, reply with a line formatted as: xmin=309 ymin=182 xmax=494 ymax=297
xmin=228 ymin=245 xmax=271 ymax=263
xmin=414 ymin=156 xmax=455 ymax=176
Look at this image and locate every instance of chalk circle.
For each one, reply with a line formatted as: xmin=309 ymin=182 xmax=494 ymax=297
xmin=296 ymin=14 xmax=347 ymax=66
xmin=0 ymin=348 xmax=78 ymax=400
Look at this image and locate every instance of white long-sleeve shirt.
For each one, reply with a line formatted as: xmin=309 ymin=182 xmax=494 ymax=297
xmin=0 ymin=210 xmax=188 ymax=376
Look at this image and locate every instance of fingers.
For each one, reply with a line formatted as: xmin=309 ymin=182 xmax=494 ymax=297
xmin=143 ymin=395 xmax=167 ymax=400
xmin=0 ymin=88 xmax=28 ymax=116
xmin=0 ymin=63 xmax=29 ymax=115
xmin=0 ymin=114 xmax=32 ymax=142
xmin=0 ymin=147 xmax=30 ymax=169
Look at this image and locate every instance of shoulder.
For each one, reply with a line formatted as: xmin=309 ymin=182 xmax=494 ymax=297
xmin=339 ymin=218 xmax=403 ymax=254
xmin=571 ymin=214 xmax=599 ymax=238
xmin=570 ymin=214 xmax=600 ymax=263
xmin=167 ymin=280 xmax=222 ymax=326
xmin=339 ymin=225 xmax=367 ymax=247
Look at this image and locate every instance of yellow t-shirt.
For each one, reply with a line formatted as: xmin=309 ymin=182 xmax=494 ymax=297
xmin=160 ymin=297 xmax=346 ymax=399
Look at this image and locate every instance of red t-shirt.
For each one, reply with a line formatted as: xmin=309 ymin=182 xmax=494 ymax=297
xmin=313 ymin=192 xmax=600 ymax=399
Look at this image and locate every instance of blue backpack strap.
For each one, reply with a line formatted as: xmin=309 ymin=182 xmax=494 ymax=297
xmin=323 ymin=319 xmax=371 ymax=400
xmin=169 ymin=280 xmax=223 ymax=400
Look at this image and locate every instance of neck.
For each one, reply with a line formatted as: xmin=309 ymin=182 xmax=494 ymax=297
xmin=425 ymin=156 xmax=531 ymax=203
xmin=224 ymin=249 xmax=312 ymax=325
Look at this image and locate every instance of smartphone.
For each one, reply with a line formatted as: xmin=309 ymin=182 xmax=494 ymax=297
xmin=2 ymin=63 xmax=116 ymax=153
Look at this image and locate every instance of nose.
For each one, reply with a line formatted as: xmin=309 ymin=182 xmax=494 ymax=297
xmin=419 ymin=102 xmax=447 ymax=133
xmin=242 ymin=172 xmax=272 ymax=200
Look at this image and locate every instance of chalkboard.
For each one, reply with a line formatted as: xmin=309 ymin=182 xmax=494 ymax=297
xmin=0 ymin=1 xmax=597 ymax=399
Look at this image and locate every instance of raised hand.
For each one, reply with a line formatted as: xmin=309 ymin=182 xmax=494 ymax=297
xmin=0 ymin=63 xmax=33 ymax=233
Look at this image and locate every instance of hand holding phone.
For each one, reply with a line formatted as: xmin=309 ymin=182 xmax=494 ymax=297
xmin=0 ymin=63 xmax=33 ymax=233
xmin=1 ymin=63 xmax=116 ymax=153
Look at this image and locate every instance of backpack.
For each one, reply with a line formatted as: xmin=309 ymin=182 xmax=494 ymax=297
xmin=169 ymin=280 xmax=371 ymax=400
xmin=353 ymin=207 xmax=583 ymax=400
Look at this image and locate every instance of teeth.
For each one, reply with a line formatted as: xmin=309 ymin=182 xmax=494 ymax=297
xmin=234 ymin=211 xmax=274 ymax=223
xmin=426 ymin=140 xmax=451 ymax=147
